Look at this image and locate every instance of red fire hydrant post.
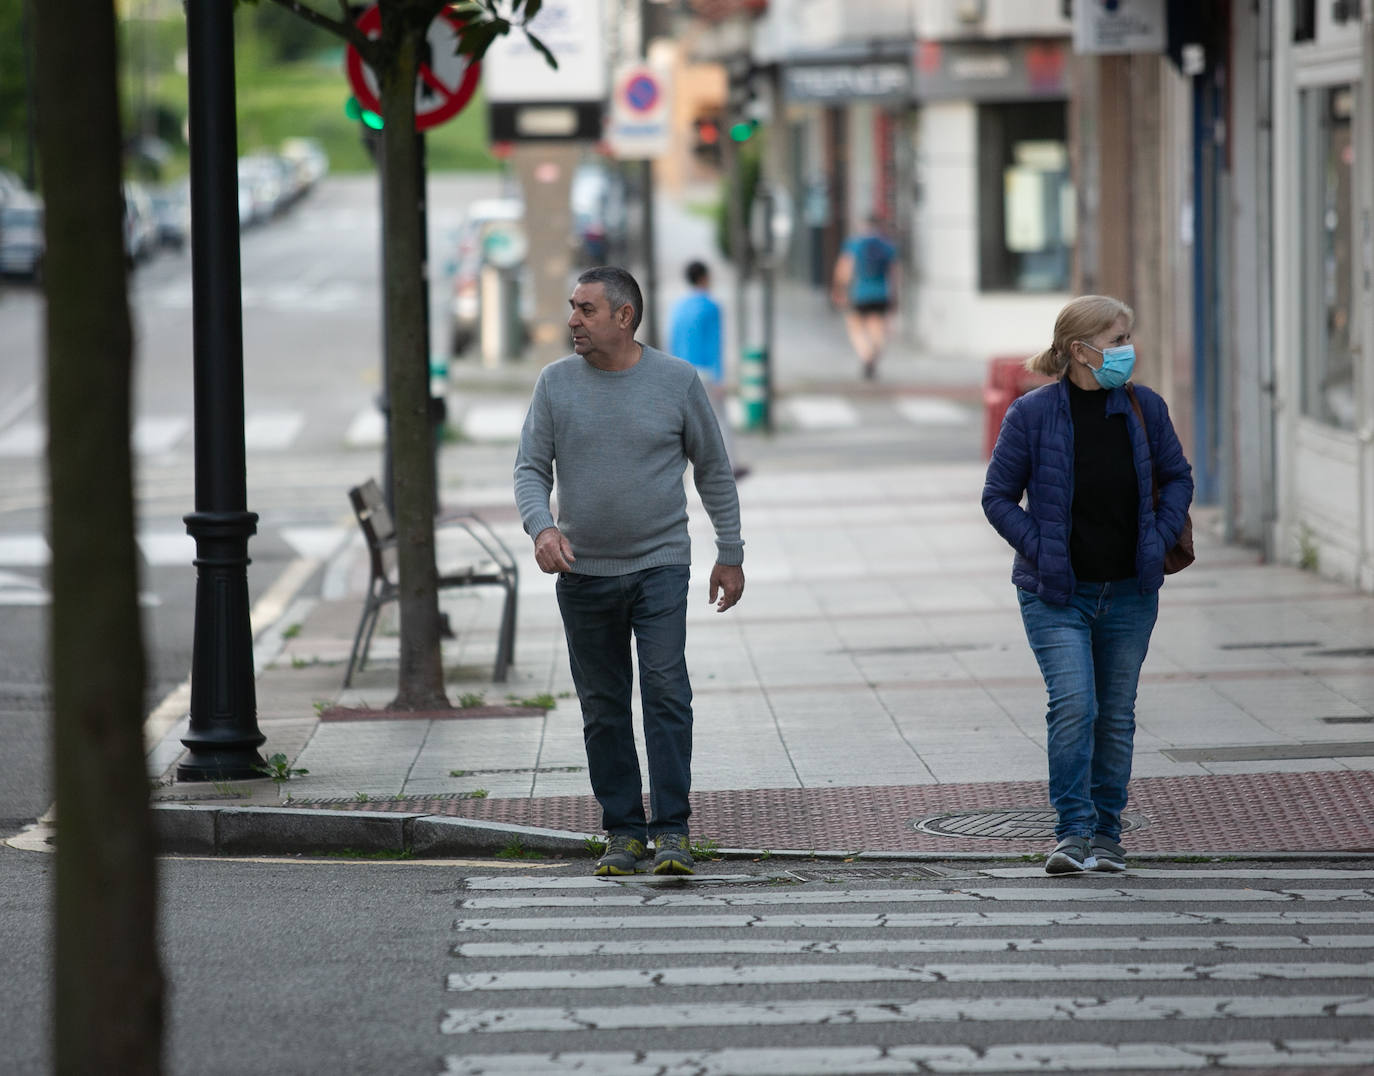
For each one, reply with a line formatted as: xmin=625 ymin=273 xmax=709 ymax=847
xmin=983 ymin=356 xmax=1052 ymax=458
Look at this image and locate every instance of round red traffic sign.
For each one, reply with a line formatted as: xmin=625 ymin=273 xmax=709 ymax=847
xmin=345 ymin=5 xmax=482 ymax=132
xmin=623 ymin=72 xmax=660 ymax=113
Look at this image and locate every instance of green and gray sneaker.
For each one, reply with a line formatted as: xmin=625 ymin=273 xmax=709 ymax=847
xmin=594 ymin=834 xmax=648 ymax=876
xmin=652 ymin=832 xmax=695 ymax=876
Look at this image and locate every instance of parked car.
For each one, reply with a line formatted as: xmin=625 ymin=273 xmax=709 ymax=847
xmin=122 ymin=181 xmax=159 ymax=265
xmin=150 ymin=182 xmax=190 ymax=251
xmin=0 ymin=190 xmax=43 ymax=280
xmin=279 ymin=137 xmax=329 ymax=193
xmin=444 ymin=197 xmax=526 ymax=357
xmin=237 ymin=155 xmax=285 ymax=225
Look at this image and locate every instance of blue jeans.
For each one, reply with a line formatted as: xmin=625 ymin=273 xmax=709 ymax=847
xmin=555 ymin=565 xmax=693 ymax=839
xmin=1017 ymin=580 xmax=1158 ymax=842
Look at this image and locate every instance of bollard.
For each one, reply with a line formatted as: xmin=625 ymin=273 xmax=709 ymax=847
xmin=983 ymin=356 xmax=1051 ymax=458
xmin=740 ymin=347 xmax=768 ymax=430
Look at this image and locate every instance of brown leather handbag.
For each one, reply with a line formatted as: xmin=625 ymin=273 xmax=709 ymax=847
xmin=1126 ymin=385 xmax=1195 ymax=574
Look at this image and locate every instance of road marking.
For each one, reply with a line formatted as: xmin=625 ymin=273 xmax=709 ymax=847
xmin=244 ymin=410 xmax=305 ymax=451
xmin=0 ymin=567 xmax=48 ymax=606
xmin=895 ymin=397 xmax=971 ymax=425
xmin=453 ymin=933 xmax=1374 ymax=959
xmin=280 ymin=526 xmax=347 ymax=562
xmin=0 ymin=422 xmax=42 ymax=456
xmin=138 ymin=529 xmax=195 ymax=567
xmin=132 ymin=417 xmax=190 ymax=455
xmin=456 ymin=886 xmax=1374 ymax=910
xmin=460 ymin=868 xmax=1374 ymax=890
xmin=452 ymin=910 xmax=1374 ymax=931
xmin=784 ymin=396 xmax=859 ymax=429
xmin=441 ymin=1040 xmax=1374 ymax=1074
xmin=440 ymin=993 xmax=1374 ymax=1034
xmin=447 ymin=961 xmax=1374 ymax=993
xmin=459 ymin=402 xmax=529 ymax=442
xmin=0 ymin=382 xmax=37 ymax=432
xmin=0 ymin=536 xmax=49 ymax=566
xmin=344 ymin=407 xmax=385 ymax=448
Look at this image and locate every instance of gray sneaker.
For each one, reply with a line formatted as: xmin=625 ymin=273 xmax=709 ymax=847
xmin=651 ymin=832 xmax=695 ymax=876
xmin=1090 ymin=835 xmax=1127 ymax=873
xmin=1044 ymin=835 xmax=1093 ymax=876
xmin=594 ymin=834 xmax=647 ymax=876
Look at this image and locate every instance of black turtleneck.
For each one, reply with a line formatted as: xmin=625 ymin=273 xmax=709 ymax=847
xmin=1067 ymin=380 xmax=1138 ymax=582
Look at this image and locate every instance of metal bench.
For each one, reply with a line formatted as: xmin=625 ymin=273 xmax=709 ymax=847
xmin=344 ymin=478 xmax=518 ymax=686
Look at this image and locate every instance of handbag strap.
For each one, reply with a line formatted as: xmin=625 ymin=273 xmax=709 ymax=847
xmin=1125 ymin=384 xmax=1160 ymax=510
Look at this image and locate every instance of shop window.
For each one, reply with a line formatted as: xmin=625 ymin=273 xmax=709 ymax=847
xmin=1299 ymin=85 xmax=1355 ymax=431
xmin=977 ymin=101 xmax=1072 ymax=293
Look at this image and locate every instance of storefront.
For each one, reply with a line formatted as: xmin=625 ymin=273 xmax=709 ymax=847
xmin=1271 ymin=4 xmax=1374 ymax=586
xmin=910 ymin=36 xmax=1074 ymax=361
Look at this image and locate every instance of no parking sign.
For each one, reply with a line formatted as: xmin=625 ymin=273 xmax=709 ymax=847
xmin=607 ymin=62 xmax=672 ymax=160
xmin=345 ymin=4 xmax=482 ymax=132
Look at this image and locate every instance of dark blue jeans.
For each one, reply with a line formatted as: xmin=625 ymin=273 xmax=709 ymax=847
xmin=555 ymin=565 xmax=693 ymax=839
xmin=1018 ymin=580 xmax=1158 ymax=842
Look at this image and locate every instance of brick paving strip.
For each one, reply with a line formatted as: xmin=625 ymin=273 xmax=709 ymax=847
xmin=284 ymin=769 xmax=1374 ymax=855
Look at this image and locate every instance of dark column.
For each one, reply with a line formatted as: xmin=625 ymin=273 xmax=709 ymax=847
xmin=178 ymin=0 xmax=265 ymax=781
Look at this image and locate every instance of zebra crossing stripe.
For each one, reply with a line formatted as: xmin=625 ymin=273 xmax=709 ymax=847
xmin=453 ymin=933 xmax=1374 ymax=959
xmin=457 ymin=886 xmax=1374 ymax=910
xmin=243 ymin=411 xmax=305 ymax=451
xmin=784 ymin=396 xmax=860 ymax=429
xmin=460 ymin=870 xmax=1374 ymax=890
xmin=441 ymin=1040 xmax=1374 ymax=1075
xmin=452 ymin=910 xmax=1374 ymax=931
xmin=440 ymin=993 xmax=1374 ymax=1034
xmin=344 ymin=407 xmax=385 ymax=448
xmin=447 ymin=960 xmax=1374 ymax=993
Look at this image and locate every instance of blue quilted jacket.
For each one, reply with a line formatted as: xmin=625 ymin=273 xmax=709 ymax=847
xmin=981 ymin=378 xmax=1194 ymax=605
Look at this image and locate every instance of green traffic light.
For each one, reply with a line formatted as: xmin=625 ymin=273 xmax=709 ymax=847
xmin=362 ymin=110 xmax=384 ymax=130
xmin=345 ymin=95 xmax=384 ymax=129
xmin=344 ymin=95 xmax=362 ymax=121
xmin=728 ymin=121 xmax=755 ymax=143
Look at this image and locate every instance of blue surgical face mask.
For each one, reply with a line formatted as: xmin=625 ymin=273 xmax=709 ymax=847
xmin=1079 ymin=341 xmax=1135 ymax=389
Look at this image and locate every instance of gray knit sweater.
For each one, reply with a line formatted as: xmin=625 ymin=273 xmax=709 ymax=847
xmin=513 ymin=346 xmax=744 ymax=576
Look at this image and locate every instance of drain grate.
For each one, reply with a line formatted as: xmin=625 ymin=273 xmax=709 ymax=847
xmin=913 ymin=808 xmax=1149 ymax=840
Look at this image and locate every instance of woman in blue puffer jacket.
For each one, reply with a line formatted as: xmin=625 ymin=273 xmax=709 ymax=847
xmin=982 ymin=295 xmax=1193 ymax=877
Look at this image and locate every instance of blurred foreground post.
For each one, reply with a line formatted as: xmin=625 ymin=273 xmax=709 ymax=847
xmin=36 ymin=0 xmax=164 ymax=1070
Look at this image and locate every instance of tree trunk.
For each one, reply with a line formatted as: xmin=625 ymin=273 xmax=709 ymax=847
xmin=35 ymin=2 xmax=163 ymax=1072
xmin=379 ymin=11 xmax=449 ymax=710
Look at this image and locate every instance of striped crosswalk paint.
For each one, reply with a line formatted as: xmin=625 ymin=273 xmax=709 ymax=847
xmin=456 ymin=886 xmax=1374 ymax=910
xmin=447 ymin=960 xmax=1374 ymax=992
xmin=459 ymin=402 xmax=528 ymax=442
xmin=453 ymin=933 xmax=1374 ymax=959
xmin=784 ymin=396 xmax=860 ymax=429
xmin=442 ymin=1040 xmax=1374 ymax=1074
xmin=452 ymin=909 xmax=1374 ymax=931
xmin=442 ymin=873 xmax=1374 ymax=1073
xmin=440 ymin=993 xmax=1374 ymax=1034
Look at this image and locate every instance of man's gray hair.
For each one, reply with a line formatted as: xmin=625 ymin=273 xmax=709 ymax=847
xmin=578 ymin=266 xmax=643 ymax=332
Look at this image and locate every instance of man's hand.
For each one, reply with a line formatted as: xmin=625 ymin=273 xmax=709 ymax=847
xmin=533 ymin=527 xmax=575 ymax=574
xmin=708 ymin=563 xmax=744 ymax=612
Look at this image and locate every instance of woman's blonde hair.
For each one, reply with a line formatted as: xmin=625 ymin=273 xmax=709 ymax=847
xmin=1026 ymin=295 xmax=1135 ymax=377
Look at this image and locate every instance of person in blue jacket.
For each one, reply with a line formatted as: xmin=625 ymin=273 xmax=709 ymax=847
xmin=982 ymin=294 xmax=1193 ymax=877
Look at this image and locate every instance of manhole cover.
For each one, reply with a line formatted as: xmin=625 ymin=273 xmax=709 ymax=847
xmin=913 ymin=808 xmax=1149 ymax=840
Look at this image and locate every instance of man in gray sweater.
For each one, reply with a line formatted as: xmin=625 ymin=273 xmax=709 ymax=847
xmin=514 ymin=266 xmax=745 ymax=876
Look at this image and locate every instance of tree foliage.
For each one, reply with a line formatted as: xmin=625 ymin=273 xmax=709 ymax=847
xmin=250 ymin=0 xmax=551 ymax=709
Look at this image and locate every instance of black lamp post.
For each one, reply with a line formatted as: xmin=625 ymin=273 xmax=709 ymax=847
xmin=177 ymin=0 xmax=265 ymax=781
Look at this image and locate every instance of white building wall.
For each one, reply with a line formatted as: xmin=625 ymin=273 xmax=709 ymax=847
xmin=912 ymin=101 xmax=1067 ymax=362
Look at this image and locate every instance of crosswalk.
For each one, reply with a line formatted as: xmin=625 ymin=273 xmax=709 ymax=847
xmin=0 ymin=393 xmax=974 ymax=461
xmin=440 ymin=868 xmax=1374 ymax=1075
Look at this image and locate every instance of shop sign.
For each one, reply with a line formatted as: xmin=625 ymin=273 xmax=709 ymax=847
xmin=1072 ymin=0 xmax=1167 ymax=55
xmin=914 ymin=40 xmax=1068 ymax=102
xmin=783 ymin=62 xmax=910 ymax=102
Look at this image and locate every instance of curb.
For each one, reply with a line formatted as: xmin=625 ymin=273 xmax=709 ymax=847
xmin=143 ymin=806 xmax=1374 ymax=864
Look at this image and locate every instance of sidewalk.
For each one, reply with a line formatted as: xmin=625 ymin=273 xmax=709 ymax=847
xmin=138 ymin=191 xmax=1374 ymax=864
xmin=142 ymin=437 xmax=1374 ymax=862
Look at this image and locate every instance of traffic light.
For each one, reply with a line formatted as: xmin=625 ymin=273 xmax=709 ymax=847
xmin=692 ymin=114 xmax=723 ymax=164
xmin=726 ymin=59 xmax=761 ymax=143
xmin=344 ymin=95 xmax=384 ymax=130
